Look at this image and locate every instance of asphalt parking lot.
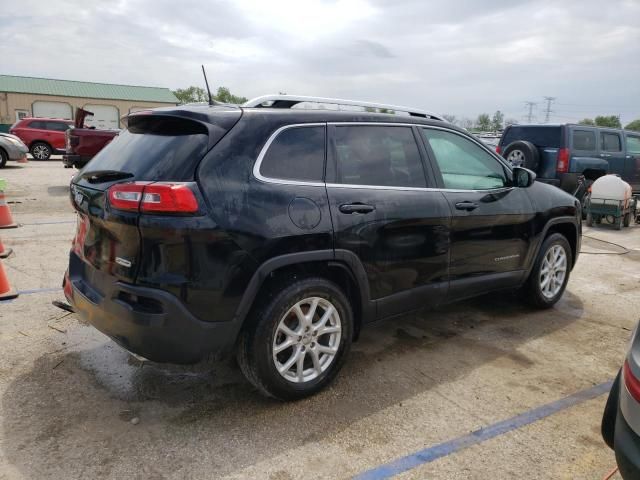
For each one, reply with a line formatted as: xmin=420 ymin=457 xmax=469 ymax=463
xmin=0 ymin=159 xmax=638 ymax=479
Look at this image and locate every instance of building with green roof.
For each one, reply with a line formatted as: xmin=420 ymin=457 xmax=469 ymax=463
xmin=0 ymin=75 xmax=178 ymax=131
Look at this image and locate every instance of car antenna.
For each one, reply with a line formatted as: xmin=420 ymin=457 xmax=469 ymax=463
xmin=201 ymin=65 xmax=214 ymax=106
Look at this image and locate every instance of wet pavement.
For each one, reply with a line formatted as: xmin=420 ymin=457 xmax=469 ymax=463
xmin=0 ymin=160 xmax=638 ymax=479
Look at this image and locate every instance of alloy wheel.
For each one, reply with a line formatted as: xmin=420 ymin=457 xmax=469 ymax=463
xmin=539 ymin=245 xmax=567 ymax=299
xmin=272 ymin=297 xmax=342 ymax=383
xmin=506 ymin=149 xmax=526 ymax=167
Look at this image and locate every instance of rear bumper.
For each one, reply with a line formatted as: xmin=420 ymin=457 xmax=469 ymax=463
xmin=64 ymin=252 xmax=241 ymax=364
xmin=615 ymin=407 xmax=640 ymax=479
xmin=62 ymin=154 xmax=91 ymax=168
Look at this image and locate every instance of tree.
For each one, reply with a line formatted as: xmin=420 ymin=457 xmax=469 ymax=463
xmin=172 ymin=86 xmax=209 ymax=104
xmin=172 ymin=85 xmax=248 ymax=105
xmin=442 ymin=114 xmax=457 ymax=124
xmin=491 ymin=110 xmax=504 ymax=131
xmin=625 ymin=119 xmax=640 ymax=132
xmin=579 ymin=118 xmax=595 ymax=125
xmin=594 ymin=115 xmax=621 ymax=129
xmin=475 ymin=113 xmax=491 ymax=132
xmin=459 ymin=117 xmax=474 ymax=130
xmin=214 ymin=86 xmax=248 ymax=105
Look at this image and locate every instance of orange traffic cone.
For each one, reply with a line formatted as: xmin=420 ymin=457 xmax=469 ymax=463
xmin=0 ymin=259 xmax=17 ymax=300
xmin=0 ymin=236 xmax=11 ymax=259
xmin=0 ymin=180 xmax=17 ymax=229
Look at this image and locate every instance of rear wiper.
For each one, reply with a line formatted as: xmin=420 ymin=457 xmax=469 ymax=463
xmin=79 ymin=170 xmax=134 ymax=184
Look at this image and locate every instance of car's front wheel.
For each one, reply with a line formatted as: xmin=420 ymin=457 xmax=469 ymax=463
xmin=0 ymin=149 xmax=7 ymax=168
xmin=522 ymin=233 xmax=572 ymax=308
xmin=237 ymin=277 xmax=353 ymax=400
xmin=30 ymin=142 xmax=52 ymax=160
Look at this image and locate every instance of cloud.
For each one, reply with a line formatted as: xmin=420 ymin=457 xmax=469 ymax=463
xmin=1 ymin=0 xmax=639 ymax=123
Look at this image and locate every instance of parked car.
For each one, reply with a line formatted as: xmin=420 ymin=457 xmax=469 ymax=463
xmin=602 ymin=323 xmax=640 ymax=479
xmin=64 ymin=95 xmax=581 ymax=400
xmin=9 ymin=117 xmax=73 ymax=160
xmin=0 ymin=132 xmax=29 ymax=168
xmin=497 ymin=124 xmax=640 ymax=204
xmin=63 ymin=108 xmax=119 ymax=169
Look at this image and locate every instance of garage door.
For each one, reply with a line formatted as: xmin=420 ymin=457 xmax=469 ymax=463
xmin=32 ymin=101 xmax=72 ymax=120
xmin=83 ymin=104 xmax=119 ymax=130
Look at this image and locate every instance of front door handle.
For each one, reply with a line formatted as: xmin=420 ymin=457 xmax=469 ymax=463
xmin=455 ymin=201 xmax=479 ymax=211
xmin=339 ymin=203 xmax=375 ymax=214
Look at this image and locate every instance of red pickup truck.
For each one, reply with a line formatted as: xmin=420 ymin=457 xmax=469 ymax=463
xmin=63 ymin=108 xmax=119 ymax=169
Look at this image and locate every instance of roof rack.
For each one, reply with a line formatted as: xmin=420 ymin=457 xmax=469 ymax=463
xmin=242 ymin=94 xmax=444 ymax=121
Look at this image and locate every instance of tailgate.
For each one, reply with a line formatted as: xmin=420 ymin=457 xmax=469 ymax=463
xmin=71 ymin=182 xmax=141 ymax=282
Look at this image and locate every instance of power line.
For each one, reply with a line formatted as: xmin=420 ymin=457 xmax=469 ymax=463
xmin=543 ymin=96 xmax=556 ymax=123
xmin=524 ymin=101 xmax=536 ymax=123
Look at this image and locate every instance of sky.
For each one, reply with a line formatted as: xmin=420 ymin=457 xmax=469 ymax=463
xmin=1 ymin=0 xmax=639 ymax=125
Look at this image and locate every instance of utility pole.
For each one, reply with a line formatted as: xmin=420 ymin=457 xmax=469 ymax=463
xmin=543 ymin=96 xmax=556 ymax=123
xmin=524 ymin=101 xmax=536 ymax=123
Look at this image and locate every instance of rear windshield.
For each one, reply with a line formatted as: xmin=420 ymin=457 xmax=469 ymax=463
xmin=501 ymin=126 xmax=562 ymax=148
xmin=81 ymin=116 xmax=209 ymax=181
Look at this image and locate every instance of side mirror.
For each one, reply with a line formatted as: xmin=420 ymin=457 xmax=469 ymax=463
xmin=513 ymin=167 xmax=536 ymax=188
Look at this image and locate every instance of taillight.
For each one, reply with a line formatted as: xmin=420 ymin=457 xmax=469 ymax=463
xmin=108 ymin=182 xmax=199 ymax=214
xmin=496 ymin=145 xmax=502 ymax=155
xmin=624 ymin=360 xmax=640 ymax=403
xmin=557 ymin=148 xmax=570 ymax=174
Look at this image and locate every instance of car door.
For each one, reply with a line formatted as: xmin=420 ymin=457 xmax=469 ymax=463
xmin=624 ymin=132 xmax=640 ymax=191
xmin=46 ymin=121 xmax=70 ymax=150
xmin=419 ymin=127 xmax=536 ymax=301
xmin=599 ymin=130 xmax=625 ymax=176
xmin=325 ymin=123 xmax=450 ymax=320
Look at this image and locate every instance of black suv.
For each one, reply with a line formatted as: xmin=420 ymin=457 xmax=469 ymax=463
xmin=64 ymin=95 xmax=581 ymax=400
xmin=498 ymin=124 xmax=640 ymax=199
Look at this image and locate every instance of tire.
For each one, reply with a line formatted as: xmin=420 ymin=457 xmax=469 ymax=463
xmin=615 ymin=216 xmax=622 ymax=230
xmin=0 ymin=148 xmax=7 ymax=168
xmin=502 ymin=141 xmax=539 ymax=171
xmin=522 ymin=233 xmax=572 ymax=309
xmin=237 ymin=277 xmax=353 ymax=400
xmin=586 ymin=213 xmax=593 ymax=227
xmin=30 ymin=142 xmax=52 ymax=160
xmin=601 ymin=370 xmax=621 ymax=450
xmin=623 ymin=212 xmax=631 ymax=227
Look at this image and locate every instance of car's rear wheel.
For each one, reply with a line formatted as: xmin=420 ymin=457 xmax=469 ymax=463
xmin=237 ymin=277 xmax=353 ymax=400
xmin=30 ymin=142 xmax=52 ymax=160
xmin=522 ymin=233 xmax=572 ymax=309
xmin=0 ymin=148 xmax=7 ymax=168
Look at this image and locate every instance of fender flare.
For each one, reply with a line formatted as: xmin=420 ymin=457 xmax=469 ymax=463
xmin=232 ymin=249 xmax=373 ymax=327
xmin=525 ymin=216 xmax=580 ymax=277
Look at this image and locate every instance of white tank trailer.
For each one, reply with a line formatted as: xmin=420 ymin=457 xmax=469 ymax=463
xmin=586 ymin=175 xmax=638 ymax=229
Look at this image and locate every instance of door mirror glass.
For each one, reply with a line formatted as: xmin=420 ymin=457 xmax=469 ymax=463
xmin=513 ymin=167 xmax=536 ymax=188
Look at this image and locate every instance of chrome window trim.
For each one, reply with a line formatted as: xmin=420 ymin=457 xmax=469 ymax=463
xmin=253 ymin=123 xmax=327 ymax=188
xmin=253 ymin=122 xmax=514 ymax=194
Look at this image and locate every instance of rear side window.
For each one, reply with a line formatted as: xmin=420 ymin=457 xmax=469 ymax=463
xmin=572 ymin=130 xmax=596 ymax=151
xmin=502 ymin=126 xmax=562 ymax=148
xmin=259 ymin=126 xmax=325 ymax=182
xmin=423 ymin=129 xmax=508 ymax=190
xmin=46 ymin=121 xmax=70 ymax=131
xmin=81 ymin=116 xmax=209 ymax=181
xmin=627 ymin=135 xmax=640 ymax=154
xmin=333 ymin=126 xmax=426 ymax=188
xmin=28 ymin=120 xmax=46 ymax=129
xmin=601 ymin=132 xmax=622 ymax=152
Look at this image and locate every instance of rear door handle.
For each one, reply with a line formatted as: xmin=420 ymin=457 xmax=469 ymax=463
xmin=455 ymin=201 xmax=479 ymax=211
xmin=339 ymin=203 xmax=375 ymax=214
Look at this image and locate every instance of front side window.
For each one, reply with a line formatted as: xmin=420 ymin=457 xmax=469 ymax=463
xmin=422 ymin=129 xmax=508 ymax=190
xmin=626 ymin=135 xmax=640 ymax=154
xmin=572 ymin=130 xmax=596 ymax=151
xmin=260 ymin=126 xmax=325 ymax=182
xmin=28 ymin=121 xmax=46 ymax=130
xmin=333 ymin=126 xmax=426 ymax=188
xmin=601 ymin=132 xmax=622 ymax=152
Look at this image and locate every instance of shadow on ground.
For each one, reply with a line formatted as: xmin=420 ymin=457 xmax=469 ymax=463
xmin=1 ymin=292 xmax=584 ymax=479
